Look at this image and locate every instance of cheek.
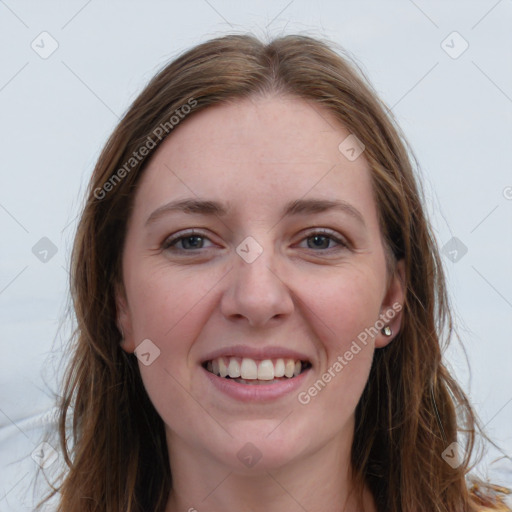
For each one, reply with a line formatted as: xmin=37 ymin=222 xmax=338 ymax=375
xmin=125 ymin=264 xmax=223 ymax=395
xmin=301 ymin=264 xmax=384 ymax=349
xmin=127 ymin=267 xmax=216 ymax=428
xmin=126 ymin=264 xmax=215 ymax=346
xmin=295 ymin=267 xmax=381 ymax=407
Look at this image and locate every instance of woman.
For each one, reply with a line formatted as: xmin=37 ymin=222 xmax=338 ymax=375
xmin=41 ymin=34 xmax=510 ymax=511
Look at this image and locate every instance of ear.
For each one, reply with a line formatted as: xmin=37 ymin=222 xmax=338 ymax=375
xmin=375 ymin=258 xmax=405 ymax=348
xmin=115 ymin=281 xmax=136 ymax=353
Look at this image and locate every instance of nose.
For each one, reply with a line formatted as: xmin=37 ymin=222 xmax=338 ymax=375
xmin=220 ymin=243 xmax=295 ymax=328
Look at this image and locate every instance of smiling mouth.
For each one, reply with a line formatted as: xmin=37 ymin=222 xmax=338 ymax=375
xmin=202 ymin=356 xmax=312 ymax=385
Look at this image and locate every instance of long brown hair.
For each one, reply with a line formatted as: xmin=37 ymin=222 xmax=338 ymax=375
xmin=40 ymin=33 xmax=510 ymax=511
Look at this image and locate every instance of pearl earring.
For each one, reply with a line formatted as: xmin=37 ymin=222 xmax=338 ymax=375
xmin=382 ymin=325 xmax=392 ymax=337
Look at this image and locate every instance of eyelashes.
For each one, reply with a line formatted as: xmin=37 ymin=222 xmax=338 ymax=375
xmin=161 ymin=228 xmax=349 ymax=254
xmin=161 ymin=229 xmax=213 ymax=251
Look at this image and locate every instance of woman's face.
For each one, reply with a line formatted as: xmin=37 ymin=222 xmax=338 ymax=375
xmin=116 ymin=94 xmax=404 ymax=472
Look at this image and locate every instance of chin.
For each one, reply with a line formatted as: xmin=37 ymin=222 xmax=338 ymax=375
xmin=212 ymin=421 xmax=313 ymax=473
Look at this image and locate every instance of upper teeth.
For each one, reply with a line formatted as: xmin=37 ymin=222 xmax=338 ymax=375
xmin=207 ymin=357 xmax=304 ymax=380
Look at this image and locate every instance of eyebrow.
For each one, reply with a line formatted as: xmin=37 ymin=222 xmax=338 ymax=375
xmin=145 ymin=197 xmax=366 ymax=226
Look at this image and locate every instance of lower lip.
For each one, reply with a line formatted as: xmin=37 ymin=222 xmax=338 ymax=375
xmin=201 ymin=366 xmax=311 ymax=402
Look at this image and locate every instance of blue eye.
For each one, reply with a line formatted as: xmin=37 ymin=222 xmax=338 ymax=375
xmin=299 ymin=230 xmax=347 ymax=251
xmin=162 ymin=231 xmax=214 ymax=251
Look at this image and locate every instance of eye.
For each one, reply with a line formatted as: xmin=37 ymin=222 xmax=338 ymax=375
xmin=161 ymin=228 xmax=349 ymax=254
xmin=162 ymin=230 xmax=215 ymax=251
xmin=297 ymin=229 xmax=348 ymax=251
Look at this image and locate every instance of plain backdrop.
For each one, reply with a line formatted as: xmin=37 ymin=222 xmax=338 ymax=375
xmin=1 ymin=1 xmax=511 ymax=510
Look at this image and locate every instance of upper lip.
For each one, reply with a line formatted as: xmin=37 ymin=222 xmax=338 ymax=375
xmin=200 ymin=344 xmax=312 ymax=364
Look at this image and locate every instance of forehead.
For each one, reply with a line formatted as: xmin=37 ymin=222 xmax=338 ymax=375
xmin=133 ymin=94 xmax=377 ymax=225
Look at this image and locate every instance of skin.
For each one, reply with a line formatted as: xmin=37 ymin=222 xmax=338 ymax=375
xmin=116 ymin=94 xmax=405 ymax=512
